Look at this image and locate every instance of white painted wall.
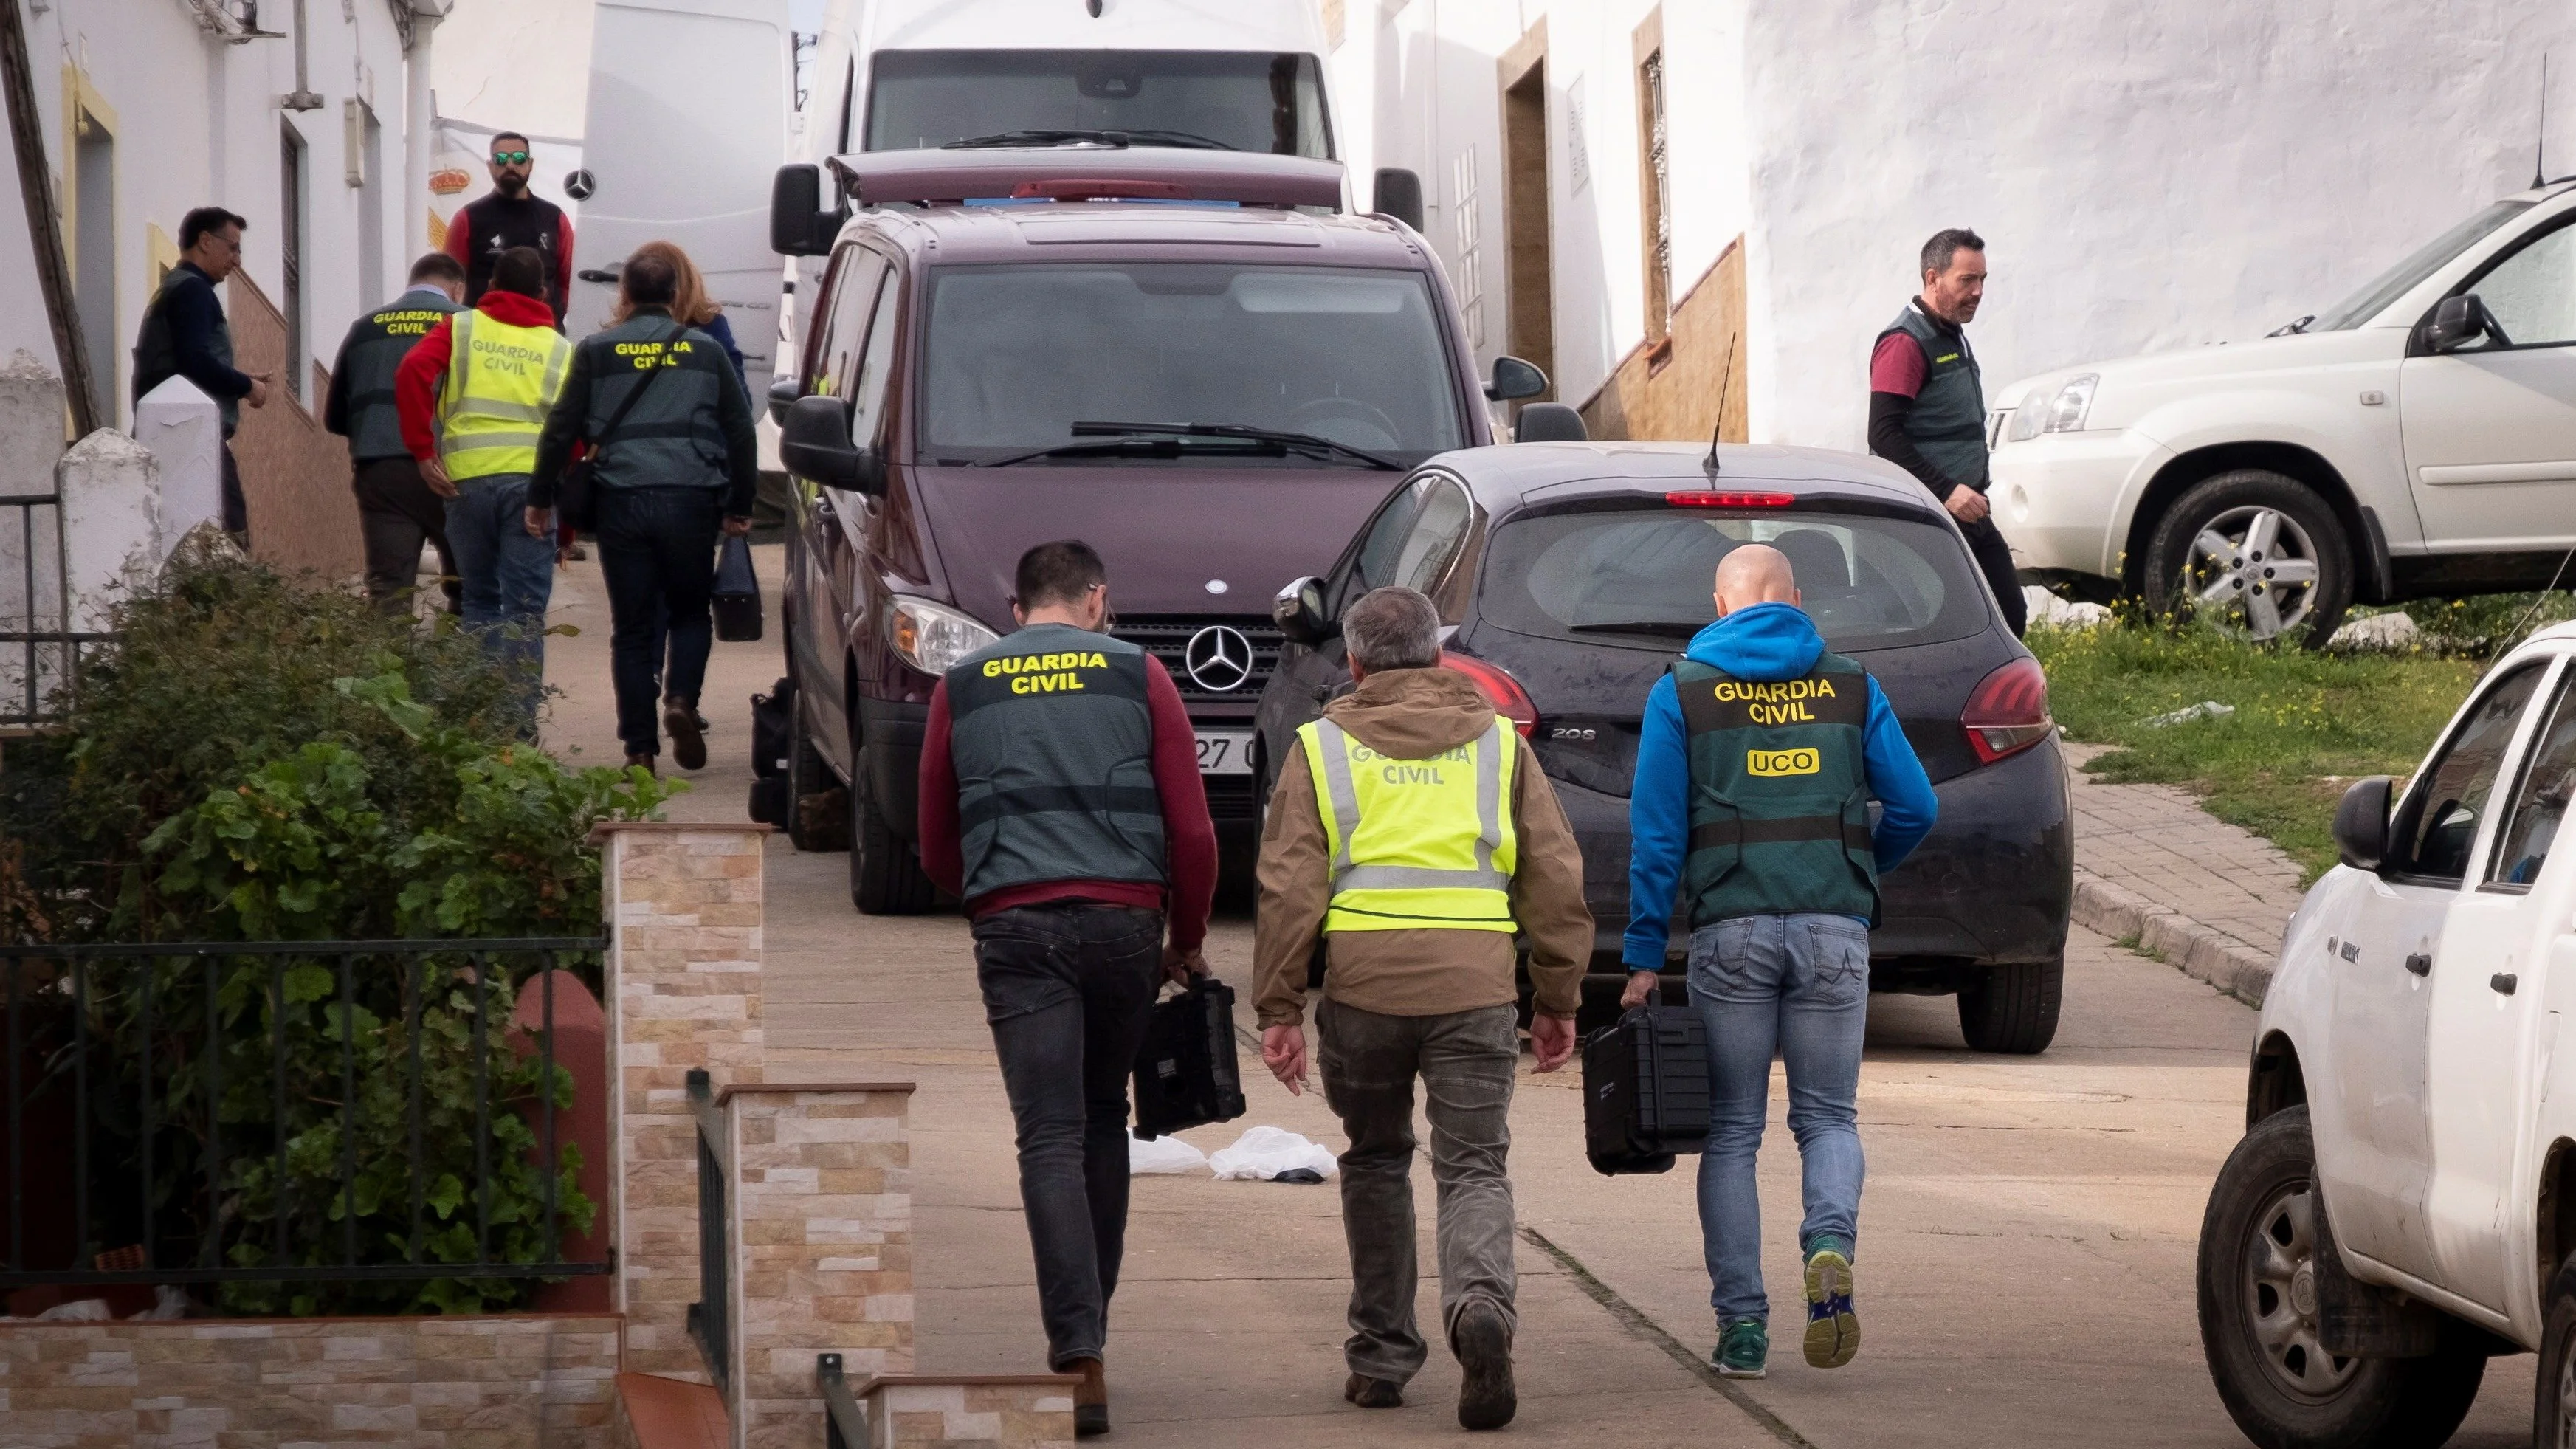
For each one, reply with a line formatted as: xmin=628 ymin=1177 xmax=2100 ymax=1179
xmin=1354 ymin=0 xmax=2576 ymax=453
xmin=1751 ymin=0 xmax=2576 ymax=451
xmin=0 ymin=0 xmax=416 ymax=426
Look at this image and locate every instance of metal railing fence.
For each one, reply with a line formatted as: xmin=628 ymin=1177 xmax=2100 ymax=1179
xmin=686 ymin=1067 xmax=731 ymax=1394
xmin=818 ymin=1352 xmax=872 ymax=1448
xmin=1 ymin=490 xmax=106 ymax=733
xmin=0 ymin=938 xmax=610 ymax=1295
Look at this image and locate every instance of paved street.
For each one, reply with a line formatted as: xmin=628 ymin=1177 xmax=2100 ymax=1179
xmin=544 ymin=549 xmax=2538 ymax=1447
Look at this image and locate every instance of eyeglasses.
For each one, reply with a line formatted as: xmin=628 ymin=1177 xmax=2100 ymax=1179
xmin=491 ymin=151 xmax=531 ymax=165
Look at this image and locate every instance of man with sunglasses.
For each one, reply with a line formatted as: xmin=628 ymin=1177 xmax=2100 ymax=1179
xmin=131 ymin=205 xmax=277 ymax=542
xmin=442 ymin=131 xmax=575 ymax=328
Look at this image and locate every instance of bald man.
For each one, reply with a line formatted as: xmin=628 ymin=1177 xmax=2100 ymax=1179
xmin=1621 ymin=542 xmax=1935 ymax=1381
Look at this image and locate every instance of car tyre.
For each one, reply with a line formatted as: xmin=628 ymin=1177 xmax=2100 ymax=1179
xmin=2536 ymin=1253 xmax=2576 ymax=1448
xmin=2141 ymin=469 xmax=2353 ymax=648
xmin=2198 ymin=1106 xmax=2484 ymax=1449
xmin=850 ymin=740 xmax=936 ymax=915
xmin=1955 ymin=958 xmax=2062 ymax=1053
xmin=784 ymin=694 xmax=850 ymax=854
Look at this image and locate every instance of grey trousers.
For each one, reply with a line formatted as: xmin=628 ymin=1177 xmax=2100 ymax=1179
xmin=1316 ymin=997 xmax=1520 ymax=1386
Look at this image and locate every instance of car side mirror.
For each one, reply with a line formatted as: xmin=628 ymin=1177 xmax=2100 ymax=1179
xmin=1484 ymin=355 xmax=1548 ymax=402
xmin=2426 ymin=295 xmax=2487 ymax=354
xmin=2333 ymin=776 xmax=2395 ymax=872
xmin=1371 ymin=168 xmax=1425 ymax=232
xmin=770 ymin=164 xmax=847 ymax=257
xmin=766 ymin=376 xmax=801 ymax=427
xmin=779 ymin=393 xmax=885 ymax=493
xmin=1273 ymin=574 xmax=1337 ymax=647
xmin=1512 ymin=401 xmax=1588 ymax=443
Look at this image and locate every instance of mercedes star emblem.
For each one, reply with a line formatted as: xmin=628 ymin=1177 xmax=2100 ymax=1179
xmin=1183 ymin=624 xmax=1254 ymax=692
xmin=564 ymin=168 xmax=596 ymax=201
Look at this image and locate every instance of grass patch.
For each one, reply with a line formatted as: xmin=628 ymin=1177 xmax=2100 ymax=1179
xmin=2028 ymin=623 xmax=2483 ymax=884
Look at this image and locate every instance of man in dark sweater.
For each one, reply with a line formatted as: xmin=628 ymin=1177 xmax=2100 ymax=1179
xmin=442 ymin=131 xmax=576 ymax=327
xmin=915 ymin=540 xmax=1217 ymax=1437
xmin=1867 ymin=227 xmax=2025 ymax=637
xmin=131 ymin=206 xmax=275 ymax=540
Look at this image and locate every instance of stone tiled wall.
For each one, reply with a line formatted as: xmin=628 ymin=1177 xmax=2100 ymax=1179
xmin=860 ymin=1377 xmax=1076 ymax=1449
xmin=723 ymin=1084 xmax=915 ymax=1449
xmin=0 ymin=1313 xmax=619 ymax=1448
xmin=595 ymin=823 xmax=770 ymax=1382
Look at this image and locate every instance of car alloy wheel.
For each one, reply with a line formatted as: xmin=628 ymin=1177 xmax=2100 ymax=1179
xmin=2240 ymin=1180 xmax=2358 ymax=1402
xmin=2177 ymin=504 xmax=2324 ymax=643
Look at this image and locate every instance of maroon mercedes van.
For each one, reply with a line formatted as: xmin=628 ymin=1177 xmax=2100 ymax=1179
xmin=764 ymin=145 xmax=1548 ymax=911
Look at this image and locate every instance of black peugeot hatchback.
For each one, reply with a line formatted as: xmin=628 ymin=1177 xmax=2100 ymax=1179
xmin=1253 ymin=441 xmax=2074 ymax=1053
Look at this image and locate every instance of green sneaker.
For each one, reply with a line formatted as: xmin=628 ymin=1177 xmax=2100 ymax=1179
xmin=1803 ymin=1236 xmax=1860 ymax=1368
xmin=1712 ymin=1318 xmax=1768 ymax=1379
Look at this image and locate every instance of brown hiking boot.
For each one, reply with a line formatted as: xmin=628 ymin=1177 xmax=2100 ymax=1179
xmin=663 ymin=698 xmax=706 ymax=771
xmin=1344 ymin=1372 xmax=1404 ymax=1408
xmin=1068 ymin=1357 xmax=1108 ymax=1437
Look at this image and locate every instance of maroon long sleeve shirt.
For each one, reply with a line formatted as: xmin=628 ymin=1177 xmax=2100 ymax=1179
xmin=917 ymin=653 xmax=1217 ymax=950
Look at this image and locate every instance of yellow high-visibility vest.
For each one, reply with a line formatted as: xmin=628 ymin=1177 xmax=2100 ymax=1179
xmin=1297 ymin=715 xmax=1519 ymax=934
xmin=437 ymin=310 xmax=571 ymax=481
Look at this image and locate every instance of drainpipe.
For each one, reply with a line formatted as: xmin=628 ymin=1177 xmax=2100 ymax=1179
xmin=403 ymin=1 xmax=451 ymax=256
xmin=283 ymin=0 xmax=324 ymax=110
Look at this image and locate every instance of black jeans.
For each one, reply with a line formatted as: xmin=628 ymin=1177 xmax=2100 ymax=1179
xmin=352 ymin=456 xmax=461 ymax=614
xmin=971 ymin=903 xmax=1164 ymax=1369
xmin=1960 ymin=512 xmax=2027 ymax=637
xmin=219 ymin=441 xmax=247 ymax=540
xmin=595 ymin=487 xmax=723 ymax=756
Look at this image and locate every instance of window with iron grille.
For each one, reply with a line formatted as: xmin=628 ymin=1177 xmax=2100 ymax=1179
xmin=1451 ymin=145 xmax=1484 ymax=351
xmin=280 ymin=125 xmax=307 ymax=402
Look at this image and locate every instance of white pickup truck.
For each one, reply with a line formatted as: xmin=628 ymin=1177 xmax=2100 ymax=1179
xmin=2200 ymin=620 xmax=2576 ymax=1447
xmin=1993 ymin=179 xmax=2576 ymax=646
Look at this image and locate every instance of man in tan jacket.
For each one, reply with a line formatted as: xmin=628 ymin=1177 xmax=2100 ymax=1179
xmin=1255 ymin=585 xmax=1592 ymax=1433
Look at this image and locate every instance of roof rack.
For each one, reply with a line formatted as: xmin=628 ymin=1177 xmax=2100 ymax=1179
xmin=826 ymin=147 xmax=1344 ymax=210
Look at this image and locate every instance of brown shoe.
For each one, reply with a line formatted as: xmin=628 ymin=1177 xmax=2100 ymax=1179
xmin=1067 ymin=1357 xmax=1108 ymax=1437
xmin=662 ymin=698 xmax=706 ymax=771
xmin=1453 ymin=1300 xmax=1516 ymax=1431
xmin=1344 ymin=1372 xmax=1403 ymax=1408
xmin=623 ymin=751 xmax=658 ymax=777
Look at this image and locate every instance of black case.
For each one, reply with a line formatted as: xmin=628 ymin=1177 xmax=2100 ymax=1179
xmin=712 ymin=534 xmax=763 ymax=642
xmin=1132 ymin=977 xmax=1250 ymax=1140
xmin=1581 ymin=1004 xmax=1712 ymax=1176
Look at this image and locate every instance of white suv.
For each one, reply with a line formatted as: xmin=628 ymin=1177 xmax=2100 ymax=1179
xmin=2199 ymin=621 xmax=2576 ymax=1447
xmin=1992 ymin=179 xmax=2576 ymax=643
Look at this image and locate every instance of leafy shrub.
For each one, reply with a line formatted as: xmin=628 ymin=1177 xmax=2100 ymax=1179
xmin=2 ymin=551 xmax=678 ymax=1313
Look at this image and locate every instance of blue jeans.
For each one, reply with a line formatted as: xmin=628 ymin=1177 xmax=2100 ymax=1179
xmin=1688 ymin=912 xmax=1870 ymax=1325
xmin=442 ymin=472 xmax=555 ymax=732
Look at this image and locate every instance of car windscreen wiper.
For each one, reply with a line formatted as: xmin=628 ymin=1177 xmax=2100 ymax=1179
xmin=1073 ymin=420 xmax=1402 ymax=471
xmin=978 ymin=432 xmax=1290 ymax=467
xmin=941 ymin=128 xmax=1236 ymax=151
xmin=1565 ymin=620 xmax=1707 ymax=638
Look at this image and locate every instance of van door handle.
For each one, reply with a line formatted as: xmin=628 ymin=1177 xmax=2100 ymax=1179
xmin=2405 ymin=953 xmax=2432 ymax=977
xmin=2494 ymin=973 xmax=2519 ymax=995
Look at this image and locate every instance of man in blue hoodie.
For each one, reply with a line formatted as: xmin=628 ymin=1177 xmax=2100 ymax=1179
xmin=1622 ymin=542 xmax=1937 ymax=1381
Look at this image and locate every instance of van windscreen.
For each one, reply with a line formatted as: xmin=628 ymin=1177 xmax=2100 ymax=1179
xmin=1480 ymin=506 xmax=1992 ymax=653
xmin=868 ymin=49 xmax=1331 ymax=158
xmin=922 ymin=264 xmax=1467 ymax=464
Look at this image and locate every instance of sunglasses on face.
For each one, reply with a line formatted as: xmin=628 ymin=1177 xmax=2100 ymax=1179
xmin=491 ymin=151 xmax=531 ymax=165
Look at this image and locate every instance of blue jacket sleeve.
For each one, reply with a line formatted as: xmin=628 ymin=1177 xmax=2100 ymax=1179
xmin=1623 ymin=674 xmax=1690 ymax=971
xmin=1864 ymin=678 xmax=1937 ymax=872
xmin=703 ymin=312 xmax=748 ymax=393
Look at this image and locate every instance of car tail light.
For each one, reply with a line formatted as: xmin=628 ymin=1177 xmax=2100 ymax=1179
xmin=1441 ymin=650 xmax=1537 ymax=737
xmin=1962 ymin=657 xmax=2053 ymax=765
xmin=1666 ymin=491 xmax=1795 ymax=508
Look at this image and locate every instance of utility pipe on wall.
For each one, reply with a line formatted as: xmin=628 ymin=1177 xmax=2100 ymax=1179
xmin=404 ymin=5 xmax=444 ymax=255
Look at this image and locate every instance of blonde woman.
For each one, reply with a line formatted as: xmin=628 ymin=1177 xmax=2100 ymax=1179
xmin=610 ymin=239 xmax=748 ymax=392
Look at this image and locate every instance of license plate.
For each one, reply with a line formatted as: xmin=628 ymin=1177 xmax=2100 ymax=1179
xmin=1195 ymin=730 xmax=1253 ymax=775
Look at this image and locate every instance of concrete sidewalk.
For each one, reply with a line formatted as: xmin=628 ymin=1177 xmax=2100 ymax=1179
xmin=2061 ymin=740 xmax=2309 ymax=1006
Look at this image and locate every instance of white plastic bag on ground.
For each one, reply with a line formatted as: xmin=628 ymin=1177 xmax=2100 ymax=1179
xmin=1128 ymin=1132 xmax=1209 ymax=1175
xmin=1208 ymin=1126 xmax=1338 ymax=1182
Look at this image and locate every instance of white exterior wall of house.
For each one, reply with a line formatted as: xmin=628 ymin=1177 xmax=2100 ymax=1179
xmin=1343 ymin=0 xmax=2576 ymax=451
xmin=0 ymin=0 xmax=419 ymax=427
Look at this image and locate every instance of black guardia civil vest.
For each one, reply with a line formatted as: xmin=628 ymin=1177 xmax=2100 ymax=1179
xmin=340 ymin=292 xmax=463 ymax=461
xmin=1676 ymin=654 xmax=1881 ymax=926
xmin=945 ymin=623 xmax=1166 ymax=901
xmin=577 ymin=314 xmax=736 ymax=492
xmin=1877 ymin=302 xmax=1989 ymax=491
xmin=458 ymin=191 xmax=568 ymax=322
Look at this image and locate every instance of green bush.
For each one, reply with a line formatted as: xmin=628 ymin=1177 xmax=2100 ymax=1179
xmin=1 ymin=551 xmax=679 ymax=1313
